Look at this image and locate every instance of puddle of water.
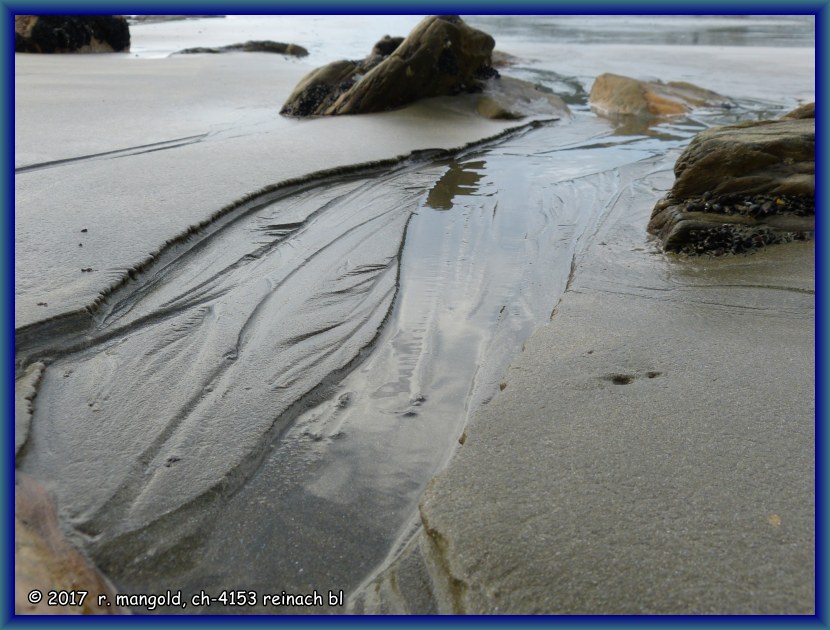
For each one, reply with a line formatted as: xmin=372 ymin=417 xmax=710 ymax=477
xmin=424 ymin=159 xmax=487 ymax=210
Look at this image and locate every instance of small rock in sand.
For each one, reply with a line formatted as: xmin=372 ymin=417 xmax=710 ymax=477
xmin=15 ymin=473 xmax=125 ymax=614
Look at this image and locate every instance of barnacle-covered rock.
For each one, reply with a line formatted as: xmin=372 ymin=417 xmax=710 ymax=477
xmin=648 ymin=109 xmax=814 ymax=254
xmin=15 ymin=15 xmax=130 ymax=53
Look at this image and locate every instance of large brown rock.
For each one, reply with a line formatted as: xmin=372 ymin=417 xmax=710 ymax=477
xmin=280 ymin=15 xmax=497 ymax=117
xmin=648 ymin=110 xmax=814 ymax=255
xmin=15 ymin=474 xmax=125 ymax=615
xmin=590 ymin=72 xmax=732 ymax=118
xmin=15 ymin=15 xmax=130 ymax=53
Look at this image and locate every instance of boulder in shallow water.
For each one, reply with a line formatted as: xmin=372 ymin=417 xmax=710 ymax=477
xmin=280 ymin=15 xmax=497 ymax=116
xmin=15 ymin=15 xmax=130 ymax=53
xmin=589 ymin=72 xmax=732 ymax=118
xmin=648 ymin=112 xmax=814 ymax=255
xmin=15 ymin=474 xmax=125 ymax=614
xmin=476 ymin=75 xmax=570 ymax=120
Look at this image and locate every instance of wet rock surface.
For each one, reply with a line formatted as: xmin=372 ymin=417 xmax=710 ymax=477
xmin=280 ymin=15 xmax=497 ymax=116
xmin=648 ymin=110 xmax=814 ymax=254
xmin=15 ymin=474 xmax=124 ymax=615
xmin=15 ymin=15 xmax=130 ymax=53
xmin=589 ymin=72 xmax=732 ymax=118
xmin=176 ymin=40 xmax=308 ymax=56
xmin=476 ymin=75 xmax=570 ymax=120
xmin=280 ymin=16 xmax=567 ymax=121
xmin=782 ymin=101 xmax=815 ymax=120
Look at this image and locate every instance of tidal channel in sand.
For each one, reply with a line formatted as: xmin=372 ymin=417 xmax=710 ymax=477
xmin=14 ymin=15 xmax=814 ymax=614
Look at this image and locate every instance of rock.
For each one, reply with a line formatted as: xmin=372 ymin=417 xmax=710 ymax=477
xmin=782 ymin=101 xmax=815 ymax=119
xmin=476 ymin=97 xmax=524 ymax=120
xmin=589 ymin=72 xmax=732 ymax=118
xmin=370 ymin=35 xmax=404 ymax=57
xmin=15 ymin=15 xmax=130 ymax=53
xmin=491 ymin=50 xmax=521 ymax=68
xmin=280 ymin=15 xmax=497 ymax=117
xmin=476 ymin=75 xmax=570 ymax=120
xmin=177 ymin=40 xmax=308 ymax=57
xmin=281 ymin=60 xmax=363 ymax=117
xmin=648 ymin=116 xmax=814 ymax=254
xmin=15 ymin=474 xmax=125 ymax=615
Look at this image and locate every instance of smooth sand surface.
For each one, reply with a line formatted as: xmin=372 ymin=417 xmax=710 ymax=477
xmin=356 ymin=159 xmax=814 ymax=613
xmin=15 ymin=53 xmax=536 ymax=331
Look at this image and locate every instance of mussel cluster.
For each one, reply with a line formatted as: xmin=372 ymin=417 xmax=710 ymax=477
xmin=684 ymin=191 xmax=814 ymax=219
xmin=679 ymin=224 xmax=806 ymax=256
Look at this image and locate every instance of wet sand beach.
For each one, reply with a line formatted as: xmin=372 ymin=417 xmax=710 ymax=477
xmin=356 ymin=171 xmax=814 ymax=614
xmin=14 ymin=15 xmax=814 ymax=614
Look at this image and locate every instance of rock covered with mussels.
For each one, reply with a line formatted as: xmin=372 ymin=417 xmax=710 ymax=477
xmin=15 ymin=15 xmax=130 ymax=53
xmin=648 ymin=104 xmax=815 ymax=255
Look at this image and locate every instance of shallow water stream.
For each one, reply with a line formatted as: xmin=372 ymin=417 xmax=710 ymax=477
xmin=18 ymin=104 xmax=754 ymax=610
xmin=15 ymin=14 xmax=813 ymax=613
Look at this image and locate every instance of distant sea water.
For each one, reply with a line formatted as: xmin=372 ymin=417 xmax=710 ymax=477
xmin=128 ymin=14 xmax=815 ymax=61
xmin=468 ymin=14 xmax=815 ymax=48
